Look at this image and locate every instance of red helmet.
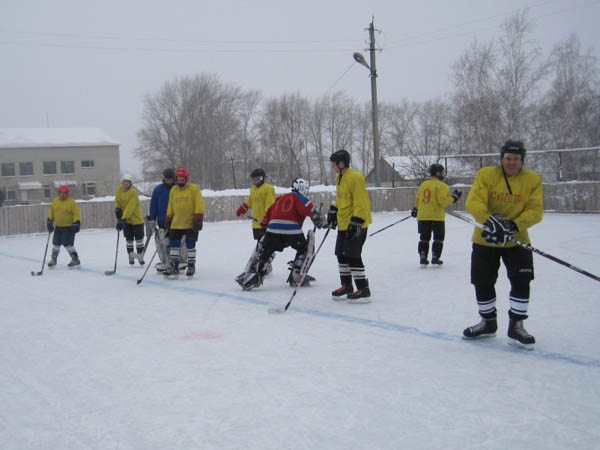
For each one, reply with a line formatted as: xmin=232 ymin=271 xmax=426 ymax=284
xmin=58 ymin=185 xmax=70 ymax=194
xmin=176 ymin=168 xmax=190 ymax=181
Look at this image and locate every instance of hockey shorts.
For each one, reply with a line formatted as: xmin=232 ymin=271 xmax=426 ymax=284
xmin=471 ymin=243 xmax=534 ymax=287
xmin=417 ymin=220 xmax=445 ymax=242
xmin=335 ymin=228 xmax=367 ymax=259
xmin=169 ymin=228 xmax=198 ymax=242
xmin=123 ymin=223 xmax=144 ymax=241
xmin=52 ymin=226 xmax=75 ymax=247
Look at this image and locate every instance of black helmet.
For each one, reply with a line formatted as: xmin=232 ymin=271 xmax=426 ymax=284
xmin=329 ymin=149 xmax=351 ymax=166
xmin=250 ymin=168 xmax=266 ymax=180
xmin=162 ymin=168 xmax=175 ymax=179
xmin=501 ymin=140 xmax=526 ymax=160
xmin=429 ymin=163 xmax=444 ymax=177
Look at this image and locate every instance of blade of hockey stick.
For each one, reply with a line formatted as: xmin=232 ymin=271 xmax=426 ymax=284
xmin=31 ymin=231 xmax=52 ymax=277
xmin=105 ymin=229 xmax=121 ymax=276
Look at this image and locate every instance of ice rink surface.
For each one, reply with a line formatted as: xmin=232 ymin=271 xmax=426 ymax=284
xmin=1 ymin=211 xmax=599 ymax=450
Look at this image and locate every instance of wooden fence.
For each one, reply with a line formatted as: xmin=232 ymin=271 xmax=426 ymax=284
xmin=1 ymin=182 xmax=598 ymax=236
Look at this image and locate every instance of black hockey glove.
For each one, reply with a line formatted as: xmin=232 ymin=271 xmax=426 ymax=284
xmin=115 ymin=207 xmax=123 ymax=220
xmin=482 ymin=213 xmax=517 ymax=246
xmin=451 ymin=189 xmax=462 ymax=203
xmin=72 ymin=220 xmax=81 ymax=234
xmin=327 ymin=205 xmax=338 ymax=229
xmin=311 ymin=212 xmax=327 ymax=229
xmin=346 ymin=216 xmax=364 ymax=240
xmin=47 ymin=219 xmax=54 ymax=232
xmin=411 ymin=207 xmax=418 ymax=218
xmin=116 ymin=218 xmax=126 ymax=231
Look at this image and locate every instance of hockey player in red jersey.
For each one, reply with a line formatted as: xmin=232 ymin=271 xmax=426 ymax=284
xmin=241 ymin=178 xmax=325 ymax=290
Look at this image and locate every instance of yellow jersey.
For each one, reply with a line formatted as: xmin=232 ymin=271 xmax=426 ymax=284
xmin=414 ymin=177 xmax=455 ymax=221
xmin=334 ymin=168 xmax=372 ymax=231
xmin=167 ymin=183 xmax=206 ymax=230
xmin=48 ymin=197 xmax=81 ymax=227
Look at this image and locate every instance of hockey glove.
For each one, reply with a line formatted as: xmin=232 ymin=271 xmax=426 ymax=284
xmin=411 ymin=207 xmax=418 ymax=218
xmin=482 ymin=213 xmax=517 ymax=246
xmin=451 ymin=189 xmax=462 ymax=203
xmin=116 ymin=218 xmax=126 ymax=231
xmin=311 ymin=213 xmax=326 ymax=229
xmin=327 ymin=205 xmax=338 ymax=229
xmin=193 ymin=213 xmax=204 ymax=232
xmin=346 ymin=216 xmax=365 ymax=240
xmin=47 ymin=219 xmax=54 ymax=232
xmin=145 ymin=216 xmax=155 ymax=236
xmin=236 ymin=203 xmax=249 ymax=217
xmin=71 ymin=220 xmax=81 ymax=234
xmin=115 ymin=207 xmax=123 ymax=220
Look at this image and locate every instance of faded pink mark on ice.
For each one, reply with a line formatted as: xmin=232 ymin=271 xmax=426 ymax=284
xmin=181 ymin=331 xmax=223 ymax=340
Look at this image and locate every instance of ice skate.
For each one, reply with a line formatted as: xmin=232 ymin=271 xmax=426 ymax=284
xmin=463 ymin=317 xmax=497 ymax=339
xmin=186 ymin=262 xmax=195 ymax=277
xmin=431 ymin=257 xmax=443 ymax=266
xmin=47 ymin=254 xmax=58 ymax=268
xmin=419 ymin=252 xmax=429 ymax=267
xmin=128 ymin=253 xmax=135 ymax=265
xmin=331 ymin=284 xmax=353 ymax=301
xmin=347 ymin=287 xmax=371 ymax=304
xmin=137 ymin=252 xmax=145 ymax=266
xmin=67 ymin=256 xmax=81 ymax=268
xmin=507 ymin=319 xmax=535 ymax=350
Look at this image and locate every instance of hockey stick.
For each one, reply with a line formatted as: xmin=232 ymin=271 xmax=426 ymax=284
xmin=269 ymin=225 xmax=332 ymax=314
xmin=31 ymin=231 xmax=52 ymax=276
xmin=137 ymin=247 xmax=159 ymax=285
xmin=105 ymin=229 xmax=121 ymax=275
xmin=369 ymin=214 xmax=412 ymax=237
xmin=447 ymin=210 xmax=600 ymax=283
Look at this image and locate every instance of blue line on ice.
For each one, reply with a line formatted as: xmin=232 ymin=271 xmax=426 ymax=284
xmin=9 ymin=251 xmax=599 ymax=370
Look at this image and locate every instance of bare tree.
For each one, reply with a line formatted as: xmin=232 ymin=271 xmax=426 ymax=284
xmin=135 ymin=74 xmax=247 ymax=189
xmin=495 ymin=11 xmax=550 ymax=142
xmin=385 ymin=99 xmax=419 ymax=156
xmin=541 ymin=34 xmax=600 ymax=148
xmin=258 ymin=93 xmax=310 ymax=185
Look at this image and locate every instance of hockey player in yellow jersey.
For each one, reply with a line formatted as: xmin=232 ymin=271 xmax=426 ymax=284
xmin=327 ymin=149 xmax=373 ymax=303
xmin=164 ymin=168 xmax=206 ymax=277
xmin=235 ymin=168 xmax=277 ymax=283
xmin=47 ymin=185 xmax=82 ymax=268
xmin=412 ymin=164 xmax=462 ymax=266
xmin=463 ymin=140 xmax=543 ymax=349
xmin=115 ymin=174 xmax=146 ymax=266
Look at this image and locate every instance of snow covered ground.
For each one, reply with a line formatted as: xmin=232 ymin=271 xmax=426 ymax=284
xmin=1 ymin=211 xmax=599 ymax=450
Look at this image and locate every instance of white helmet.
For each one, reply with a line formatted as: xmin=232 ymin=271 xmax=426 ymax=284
xmin=291 ymin=178 xmax=309 ymax=196
xmin=122 ymin=173 xmax=133 ymax=182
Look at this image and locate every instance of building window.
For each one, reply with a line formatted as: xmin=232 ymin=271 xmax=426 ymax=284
xmin=61 ymin=160 xmax=75 ymax=174
xmin=81 ymin=160 xmax=95 ymax=169
xmin=1 ymin=162 xmax=16 ymax=177
xmin=19 ymin=162 xmax=34 ymax=176
xmin=82 ymin=182 xmax=96 ymax=196
xmin=6 ymin=190 xmax=16 ymax=200
xmin=43 ymin=161 xmax=57 ymax=175
xmin=43 ymin=184 xmax=52 ymax=199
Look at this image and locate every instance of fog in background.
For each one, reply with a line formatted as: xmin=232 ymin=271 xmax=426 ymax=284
xmin=1 ymin=0 xmax=598 ymax=175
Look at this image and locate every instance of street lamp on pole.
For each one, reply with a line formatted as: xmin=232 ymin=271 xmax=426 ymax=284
xmin=353 ymin=20 xmax=381 ymax=186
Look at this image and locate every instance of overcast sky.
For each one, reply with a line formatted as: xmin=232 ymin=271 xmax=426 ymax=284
xmin=1 ymin=0 xmax=598 ymax=176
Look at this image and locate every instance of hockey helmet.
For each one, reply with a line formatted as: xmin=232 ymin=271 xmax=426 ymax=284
xmin=250 ymin=168 xmax=266 ymax=180
xmin=162 ymin=168 xmax=176 ymax=180
xmin=429 ymin=163 xmax=445 ymax=177
xmin=329 ymin=149 xmax=351 ymax=167
xmin=501 ymin=140 xmax=526 ymax=160
xmin=175 ymin=168 xmax=190 ymax=182
xmin=58 ymin=185 xmax=70 ymax=194
xmin=291 ymin=178 xmax=309 ymax=196
xmin=122 ymin=173 xmax=133 ymax=182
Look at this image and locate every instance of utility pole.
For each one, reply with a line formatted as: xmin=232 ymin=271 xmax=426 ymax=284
xmin=368 ymin=18 xmax=380 ymax=187
xmin=230 ymin=156 xmax=237 ymax=189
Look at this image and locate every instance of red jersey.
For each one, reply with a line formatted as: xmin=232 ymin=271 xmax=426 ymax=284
xmin=263 ymin=192 xmax=316 ymax=235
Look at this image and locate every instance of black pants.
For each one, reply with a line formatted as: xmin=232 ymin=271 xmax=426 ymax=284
xmin=417 ymin=220 xmax=445 ymax=258
xmin=471 ymin=243 xmax=534 ymax=319
xmin=52 ymin=226 xmax=75 ymax=247
xmin=258 ymin=232 xmax=306 ymax=268
xmin=335 ymin=228 xmax=369 ymax=289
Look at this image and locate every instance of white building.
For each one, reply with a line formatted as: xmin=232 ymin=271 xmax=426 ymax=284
xmin=0 ymin=128 xmax=120 ymax=205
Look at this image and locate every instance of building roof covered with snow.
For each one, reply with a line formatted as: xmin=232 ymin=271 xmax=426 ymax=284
xmin=0 ymin=128 xmax=119 ymax=149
